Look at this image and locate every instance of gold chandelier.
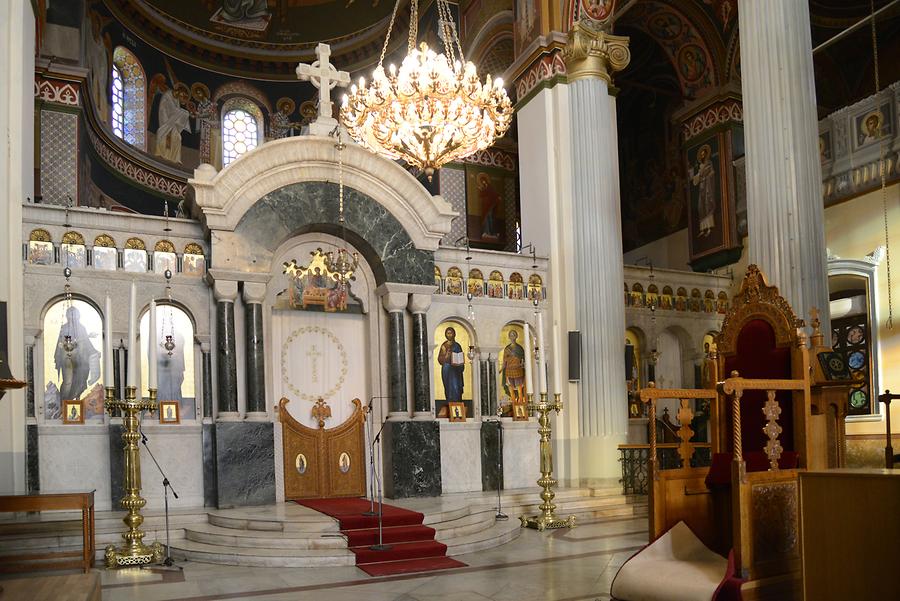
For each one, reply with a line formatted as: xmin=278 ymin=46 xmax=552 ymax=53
xmin=340 ymin=0 xmax=513 ymax=180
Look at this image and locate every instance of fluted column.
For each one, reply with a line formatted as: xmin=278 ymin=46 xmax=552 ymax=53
xmin=243 ymin=282 xmax=267 ymax=420
xmin=214 ymin=280 xmax=239 ymax=420
xmin=408 ymin=293 xmax=432 ymax=418
xmin=562 ymin=20 xmax=631 ymax=472
xmin=739 ymin=0 xmax=830 ymax=332
xmin=382 ymin=292 xmax=409 ymax=417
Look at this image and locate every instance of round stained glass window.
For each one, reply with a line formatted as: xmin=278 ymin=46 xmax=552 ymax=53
xmin=847 ymin=326 xmax=865 ymax=345
xmin=848 ymin=350 xmax=866 ymax=370
xmin=850 ymin=389 xmax=868 ymax=409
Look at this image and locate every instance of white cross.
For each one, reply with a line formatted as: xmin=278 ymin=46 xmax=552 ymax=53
xmin=296 ymin=43 xmax=350 ymax=135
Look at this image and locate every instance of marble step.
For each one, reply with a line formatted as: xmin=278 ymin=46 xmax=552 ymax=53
xmin=168 ymin=539 xmax=357 ymax=568
xmin=443 ymin=518 xmax=523 ymax=555
xmin=207 ymin=510 xmax=340 ymax=533
xmin=183 ymin=523 xmax=347 ymax=550
xmin=0 ymin=508 xmax=208 ymax=536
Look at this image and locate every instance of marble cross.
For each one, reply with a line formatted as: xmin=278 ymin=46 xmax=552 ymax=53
xmin=296 ymin=43 xmax=350 ymax=135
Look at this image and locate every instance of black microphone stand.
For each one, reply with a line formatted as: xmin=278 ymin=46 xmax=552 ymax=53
xmin=363 ymin=397 xmax=391 ymax=517
xmin=369 ymin=416 xmax=392 ymax=551
xmin=139 ymin=419 xmax=182 ymax=570
xmin=487 ymin=407 xmax=508 ymax=521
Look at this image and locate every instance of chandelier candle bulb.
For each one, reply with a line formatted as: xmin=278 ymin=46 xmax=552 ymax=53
xmin=148 ymin=299 xmax=157 ymax=391
xmin=104 ymin=294 xmax=113 ymax=387
xmin=127 ymin=281 xmax=137 ymax=387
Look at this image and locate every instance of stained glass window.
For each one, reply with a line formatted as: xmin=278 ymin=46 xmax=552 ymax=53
xmin=111 ymin=47 xmax=146 ymax=149
xmin=832 ymin=316 xmax=873 ymax=415
xmin=111 ymin=66 xmax=124 ymax=139
xmin=222 ymin=99 xmax=263 ymax=167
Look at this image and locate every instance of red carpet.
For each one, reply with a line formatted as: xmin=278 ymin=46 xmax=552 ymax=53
xmin=296 ymin=497 xmax=467 ymax=576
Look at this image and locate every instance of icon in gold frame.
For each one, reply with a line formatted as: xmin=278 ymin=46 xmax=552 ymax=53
xmin=159 ymin=400 xmax=180 ymax=424
xmin=512 ymin=403 xmax=529 ymax=421
xmin=62 ymin=399 xmax=84 ymax=424
xmin=447 ymin=402 xmax=466 ymax=422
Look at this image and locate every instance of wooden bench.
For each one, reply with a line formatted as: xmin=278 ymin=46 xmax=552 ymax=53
xmin=0 ymin=491 xmax=95 ymax=574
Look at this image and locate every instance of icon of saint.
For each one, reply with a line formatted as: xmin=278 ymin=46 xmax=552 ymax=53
xmin=438 ymin=327 xmax=465 ymax=401
xmin=501 ymin=330 xmax=526 ymax=403
xmin=54 ymin=306 xmax=101 ymax=402
xmin=690 ymin=144 xmax=716 ymax=238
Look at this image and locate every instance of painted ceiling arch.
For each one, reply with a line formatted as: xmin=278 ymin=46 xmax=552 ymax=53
xmin=616 ymin=0 xmax=727 ymax=98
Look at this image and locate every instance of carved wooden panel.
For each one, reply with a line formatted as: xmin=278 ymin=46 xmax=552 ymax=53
xmin=279 ymin=397 xmax=366 ymax=500
xmin=750 ymin=479 xmax=799 ymax=575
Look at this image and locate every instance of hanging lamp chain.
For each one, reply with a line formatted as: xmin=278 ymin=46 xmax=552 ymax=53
xmin=378 ymin=0 xmax=403 ymax=67
xmin=870 ymin=0 xmax=893 ymax=330
xmin=408 ymin=0 xmax=419 ymax=54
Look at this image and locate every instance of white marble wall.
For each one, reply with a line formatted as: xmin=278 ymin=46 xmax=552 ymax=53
xmin=137 ymin=424 xmax=204 ymax=510
xmin=501 ymin=421 xmax=540 ymax=490
xmin=39 ymin=425 xmax=112 ymax=509
xmin=439 ymin=421 xmax=482 ymax=493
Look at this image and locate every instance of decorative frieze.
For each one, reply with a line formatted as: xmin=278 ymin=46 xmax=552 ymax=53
xmin=34 ymin=75 xmax=80 ymax=107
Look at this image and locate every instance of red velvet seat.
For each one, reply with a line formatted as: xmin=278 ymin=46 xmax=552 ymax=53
xmin=723 ymin=319 xmax=794 ymax=456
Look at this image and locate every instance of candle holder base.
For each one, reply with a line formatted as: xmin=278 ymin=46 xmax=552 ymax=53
xmin=104 ymin=542 xmax=164 ymax=568
xmin=519 ymin=514 xmax=576 ymax=531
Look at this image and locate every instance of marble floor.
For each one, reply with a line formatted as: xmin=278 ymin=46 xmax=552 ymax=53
xmin=10 ymin=515 xmax=647 ymax=601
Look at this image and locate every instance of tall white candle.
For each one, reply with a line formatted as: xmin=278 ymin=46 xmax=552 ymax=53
xmin=523 ymin=324 xmax=534 ymax=394
xmin=537 ymin=310 xmax=548 ymax=394
xmin=127 ymin=281 xmax=137 ymax=387
xmin=104 ymin=294 xmax=113 ymax=387
xmin=148 ymin=299 xmax=157 ymax=390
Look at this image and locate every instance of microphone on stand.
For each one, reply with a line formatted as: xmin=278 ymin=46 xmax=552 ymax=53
xmin=363 ymin=397 xmax=392 ymax=518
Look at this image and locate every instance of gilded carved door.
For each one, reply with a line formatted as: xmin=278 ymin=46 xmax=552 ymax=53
xmin=279 ymin=397 xmax=367 ymax=499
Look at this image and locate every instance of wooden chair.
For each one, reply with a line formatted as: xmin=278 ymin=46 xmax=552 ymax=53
xmin=640 ymin=265 xmax=851 ymax=599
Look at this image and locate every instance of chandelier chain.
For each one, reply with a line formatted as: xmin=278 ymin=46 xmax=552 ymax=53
xmin=378 ymin=0 xmax=403 ymax=67
xmin=436 ymin=0 xmax=456 ymax=63
xmin=408 ymin=0 xmax=419 ymax=54
xmin=871 ymin=0 xmax=893 ymax=329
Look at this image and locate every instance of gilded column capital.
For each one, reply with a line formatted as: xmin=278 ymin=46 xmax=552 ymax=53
xmin=562 ymin=20 xmax=630 ymax=84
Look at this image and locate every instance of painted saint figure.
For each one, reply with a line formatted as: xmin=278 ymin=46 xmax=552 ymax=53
xmin=476 ymin=173 xmax=502 ymax=240
xmin=54 ymin=306 xmax=101 ymax=401
xmin=500 ymin=330 xmax=526 ymax=404
xmin=690 ymin=144 xmax=716 ymax=238
xmin=157 ymin=331 xmax=185 ymax=403
xmin=152 ymin=75 xmax=191 ymax=164
xmin=438 ymin=327 xmax=465 ymax=401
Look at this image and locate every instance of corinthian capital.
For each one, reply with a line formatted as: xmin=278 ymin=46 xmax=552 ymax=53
xmin=562 ymin=20 xmax=630 ymax=84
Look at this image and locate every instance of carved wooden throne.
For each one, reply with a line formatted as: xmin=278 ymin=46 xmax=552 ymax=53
xmin=640 ymin=265 xmax=850 ymax=598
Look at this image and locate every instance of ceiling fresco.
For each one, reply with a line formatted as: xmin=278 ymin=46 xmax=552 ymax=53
xmin=100 ymin=0 xmax=411 ymax=79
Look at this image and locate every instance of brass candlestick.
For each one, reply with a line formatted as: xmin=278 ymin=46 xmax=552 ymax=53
xmin=520 ymin=392 xmax=575 ymax=531
xmin=104 ymin=386 xmax=163 ymax=568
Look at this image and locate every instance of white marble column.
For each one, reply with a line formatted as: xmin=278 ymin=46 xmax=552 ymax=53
xmin=562 ymin=20 xmax=631 ymax=479
xmin=0 ymin=0 xmax=34 ymax=491
xmin=740 ymin=0 xmax=830 ymax=333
